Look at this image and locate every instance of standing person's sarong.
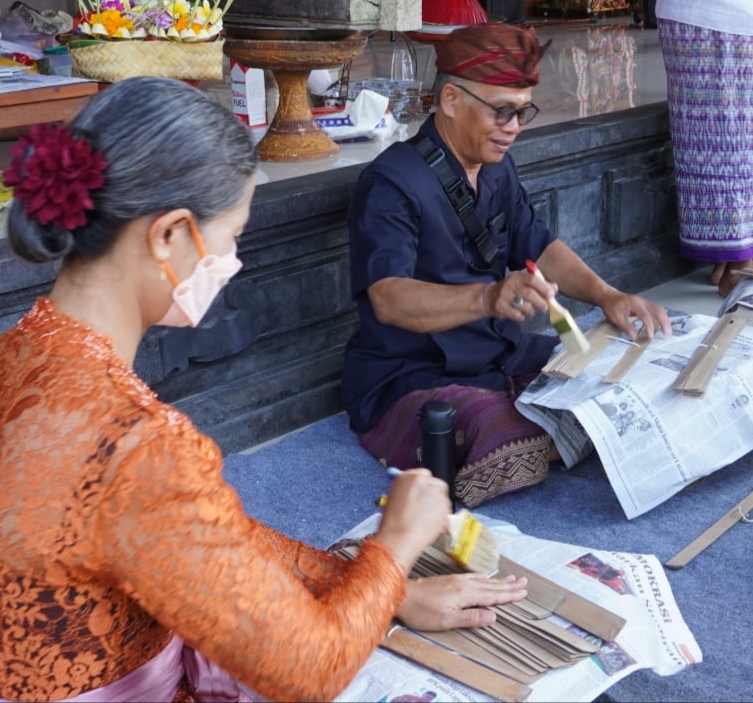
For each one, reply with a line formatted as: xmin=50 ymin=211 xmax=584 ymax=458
xmin=658 ymin=20 xmax=753 ymax=263
xmin=358 ymin=378 xmax=552 ymax=508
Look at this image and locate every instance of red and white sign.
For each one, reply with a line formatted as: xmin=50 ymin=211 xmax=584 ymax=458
xmin=230 ymin=60 xmax=267 ymax=127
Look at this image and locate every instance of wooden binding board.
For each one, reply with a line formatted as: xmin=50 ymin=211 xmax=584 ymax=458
xmin=671 ymin=312 xmax=749 ymax=396
xmin=665 ymin=487 xmax=753 ymax=569
xmin=333 ymin=542 xmax=626 ymax=695
xmin=542 ymin=318 xmax=650 ymax=382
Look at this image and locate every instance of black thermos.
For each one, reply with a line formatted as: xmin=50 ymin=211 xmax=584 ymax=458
xmin=419 ymin=400 xmax=457 ymax=509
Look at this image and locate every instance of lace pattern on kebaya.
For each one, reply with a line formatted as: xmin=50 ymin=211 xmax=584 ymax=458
xmin=0 ymin=298 xmax=406 ymax=702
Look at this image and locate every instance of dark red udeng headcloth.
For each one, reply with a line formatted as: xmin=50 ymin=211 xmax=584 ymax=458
xmin=435 ymin=22 xmax=552 ymax=87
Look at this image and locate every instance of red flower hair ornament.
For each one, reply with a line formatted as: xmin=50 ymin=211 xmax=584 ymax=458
xmin=2 ymin=123 xmax=107 ymax=231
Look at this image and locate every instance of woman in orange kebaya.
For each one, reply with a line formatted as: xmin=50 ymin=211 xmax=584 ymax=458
xmin=0 ymin=77 xmax=528 ymax=703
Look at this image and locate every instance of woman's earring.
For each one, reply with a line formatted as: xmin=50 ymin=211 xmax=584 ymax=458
xmin=158 ymin=263 xmax=167 ymax=281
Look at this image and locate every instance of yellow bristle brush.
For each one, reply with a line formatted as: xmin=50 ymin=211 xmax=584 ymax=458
xmin=438 ymin=508 xmax=500 ymax=575
xmin=381 ymin=468 xmax=500 ymax=575
xmin=526 ymin=259 xmax=590 ymax=355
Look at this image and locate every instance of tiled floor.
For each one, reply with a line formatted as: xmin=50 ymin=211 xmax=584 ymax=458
xmin=525 ymin=16 xmax=667 ymax=128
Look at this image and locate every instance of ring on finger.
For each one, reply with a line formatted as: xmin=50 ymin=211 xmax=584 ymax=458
xmin=511 ymin=295 xmax=525 ymax=309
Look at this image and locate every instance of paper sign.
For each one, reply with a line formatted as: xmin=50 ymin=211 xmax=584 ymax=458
xmin=230 ymin=60 xmax=266 ymax=127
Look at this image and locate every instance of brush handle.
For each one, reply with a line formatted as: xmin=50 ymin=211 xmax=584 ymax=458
xmin=544 ymin=295 xmax=569 ymax=322
xmin=525 ymin=258 xmax=549 ymax=287
xmin=525 ymin=259 xmax=565 ymax=321
xmin=526 ymin=260 xmax=590 ymax=354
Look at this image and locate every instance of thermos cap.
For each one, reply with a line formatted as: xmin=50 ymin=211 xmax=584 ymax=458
xmin=418 ymin=399 xmax=456 ymax=434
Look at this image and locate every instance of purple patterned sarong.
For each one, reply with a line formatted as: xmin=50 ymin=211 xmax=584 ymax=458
xmin=658 ymin=20 xmax=753 ymax=263
xmin=358 ymin=380 xmax=553 ymax=508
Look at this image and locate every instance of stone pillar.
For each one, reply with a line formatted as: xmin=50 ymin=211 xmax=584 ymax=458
xmin=379 ymin=0 xmax=422 ymax=31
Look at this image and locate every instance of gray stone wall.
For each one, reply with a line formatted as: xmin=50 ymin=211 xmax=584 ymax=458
xmin=0 ymin=102 xmax=689 ymax=452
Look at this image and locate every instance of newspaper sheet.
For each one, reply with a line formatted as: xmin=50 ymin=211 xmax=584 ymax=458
xmin=514 ymin=311 xmax=753 ymax=519
xmin=720 ymin=277 xmax=753 ymax=318
xmin=330 ymin=513 xmax=701 ymax=703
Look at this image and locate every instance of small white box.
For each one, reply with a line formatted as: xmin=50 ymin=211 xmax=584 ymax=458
xmin=230 ymin=60 xmax=267 ymax=127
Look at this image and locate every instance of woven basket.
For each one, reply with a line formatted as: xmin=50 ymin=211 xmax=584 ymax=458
xmin=70 ymin=39 xmax=224 ymax=82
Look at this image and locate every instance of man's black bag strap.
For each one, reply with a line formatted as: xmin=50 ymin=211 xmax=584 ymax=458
xmin=409 ymin=132 xmax=502 ymax=274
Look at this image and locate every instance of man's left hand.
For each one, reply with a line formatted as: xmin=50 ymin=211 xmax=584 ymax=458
xmin=600 ymin=289 xmax=672 ymax=340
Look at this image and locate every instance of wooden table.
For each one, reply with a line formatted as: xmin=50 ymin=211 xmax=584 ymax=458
xmin=0 ymin=81 xmax=100 ymax=139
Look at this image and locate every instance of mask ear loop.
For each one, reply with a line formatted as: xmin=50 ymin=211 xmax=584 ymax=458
xmin=160 ymin=261 xmax=181 ymax=287
xmin=160 ymin=217 xmax=207 ymax=287
xmin=188 ymin=217 xmax=208 ymax=258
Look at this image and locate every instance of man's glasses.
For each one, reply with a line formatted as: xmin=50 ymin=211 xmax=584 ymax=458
xmin=453 ymin=83 xmax=540 ymax=127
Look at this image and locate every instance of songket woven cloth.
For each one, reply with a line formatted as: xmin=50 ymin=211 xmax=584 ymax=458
xmin=357 ymin=379 xmax=552 ymax=508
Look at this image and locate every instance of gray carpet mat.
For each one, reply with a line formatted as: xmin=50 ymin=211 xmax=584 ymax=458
xmin=223 ymin=411 xmax=753 ymax=703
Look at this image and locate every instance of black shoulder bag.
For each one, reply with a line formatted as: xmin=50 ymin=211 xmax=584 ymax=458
xmin=409 ymin=132 xmax=503 ymax=276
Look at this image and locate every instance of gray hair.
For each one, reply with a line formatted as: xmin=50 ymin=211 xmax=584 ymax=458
xmin=7 ymin=76 xmax=258 ymax=263
xmin=433 ymin=71 xmax=455 ymax=107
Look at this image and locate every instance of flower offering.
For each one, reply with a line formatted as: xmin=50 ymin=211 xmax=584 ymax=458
xmin=74 ymin=0 xmax=234 ymax=42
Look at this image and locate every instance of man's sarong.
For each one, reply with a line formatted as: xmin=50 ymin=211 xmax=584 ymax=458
xmin=358 ymin=379 xmax=552 ymax=508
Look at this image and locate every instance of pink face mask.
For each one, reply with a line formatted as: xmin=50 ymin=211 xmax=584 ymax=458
xmin=156 ymin=219 xmax=242 ymax=328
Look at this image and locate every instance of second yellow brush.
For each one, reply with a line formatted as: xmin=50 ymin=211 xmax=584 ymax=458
xmin=381 ymin=467 xmax=499 ymax=575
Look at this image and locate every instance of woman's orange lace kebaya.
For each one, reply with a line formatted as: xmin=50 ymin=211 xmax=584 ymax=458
xmin=0 ymin=297 xmax=406 ymax=703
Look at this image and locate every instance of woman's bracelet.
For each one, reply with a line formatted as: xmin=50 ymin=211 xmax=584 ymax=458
xmin=481 ymin=281 xmax=496 ymax=318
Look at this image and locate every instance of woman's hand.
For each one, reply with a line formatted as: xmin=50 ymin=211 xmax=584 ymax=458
xmin=373 ymin=468 xmax=451 ymax=574
xmin=397 ymin=573 xmax=528 ymax=631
